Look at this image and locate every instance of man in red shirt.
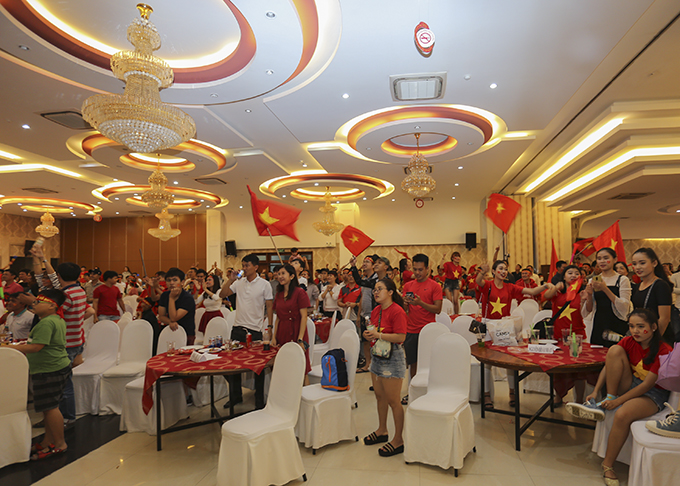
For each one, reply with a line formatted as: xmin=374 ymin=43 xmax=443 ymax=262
xmin=2 ymin=269 xmax=24 ymax=302
xmin=515 ymin=268 xmax=539 ymax=302
xmin=93 ymin=271 xmax=126 ymax=322
xmin=402 ymin=254 xmax=443 ymax=403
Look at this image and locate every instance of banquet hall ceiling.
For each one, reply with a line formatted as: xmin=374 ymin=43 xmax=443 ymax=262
xmin=0 ymin=0 xmax=679 ymax=238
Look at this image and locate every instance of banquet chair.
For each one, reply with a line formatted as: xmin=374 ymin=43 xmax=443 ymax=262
xmin=217 ymin=343 xmax=307 ymax=486
xmin=308 ymin=319 xmax=356 ymax=385
xmin=194 ymin=307 xmax=206 ymax=344
xmin=73 ymin=320 xmax=120 ymax=415
xmin=628 ymin=418 xmax=680 ymax=486
xmin=441 ymin=298 xmax=454 ymax=315
xmin=460 ymin=299 xmax=478 ymax=315
xmin=82 ymin=315 xmax=95 ymax=342
xmin=191 ymin=317 xmax=230 ymax=407
xmin=219 ymin=306 xmax=231 ymax=319
xmin=311 ymin=315 xmax=343 ymax=366
xmin=116 ymin=312 xmax=133 ymax=354
xmin=531 ymin=310 xmax=553 ymax=326
xmin=296 ymin=329 xmax=360 ymax=453
xmin=450 ymin=315 xmax=483 ymax=402
xmin=436 ymin=312 xmax=452 ymax=328
xmin=123 ymin=295 xmax=138 ymax=316
xmin=0 ymin=348 xmax=31 ymax=468
xmin=408 ymin=322 xmax=450 ymax=403
xmin=120 ymin=326 xmax=189 ymax=435
xmin=100 ymin=319 xmax=153 ymax=414
xmin=523 ymin=310 xmax=558 ymax=394
xmin=518 ymin=298 xmax=540 ymax=326
xmin=225 ymin=311 xmax=236 ymax=330
xmin=592 ymin=391 xmax=680 ymax=465
xmin=404 ymin=333 xmax=475 ymax=475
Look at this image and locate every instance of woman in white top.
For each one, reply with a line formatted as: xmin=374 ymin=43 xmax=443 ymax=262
xmin=319 ymin=270 xmax=341 ymax=319
xmin=196 ymin=275 xmax=224 ymax=334
xmin=582 ymin=247 xmax=631 ymax=346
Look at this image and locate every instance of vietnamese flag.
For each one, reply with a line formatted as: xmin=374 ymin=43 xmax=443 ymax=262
xmin=566 ymin=277 xmax=584 ymax=301
xmin=570 ymin=237 xmax=595 ymax=263
xmin=484 ymin=193 xmax=521 ymax=233
xmin=549 ymin=239 xmax=558 ymax=282
xmin=341 ymin=226 xmax=374 ymax=256
xmin=247 ymin=185 xmax=301 ymax=241
xmin=592 ymin=220 xmax=626 ymax=263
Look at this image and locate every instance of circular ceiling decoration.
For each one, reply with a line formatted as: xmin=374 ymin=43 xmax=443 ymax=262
xmin=260 ymin=173 xmax=394 ymax=201
xmin=382 ymin=132 xmax=457 ymax=157
xmin=0 ymin=196 xmax=98 ymax=214
xmin=93 ymin=183 xmax=227 ymax=210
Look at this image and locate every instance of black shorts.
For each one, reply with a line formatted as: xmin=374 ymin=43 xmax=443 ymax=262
xmin=32 ymin=365 xmax=71 ymax=413
xmin=444 ymin=278 xmax=460 ymax=291
xmin=404 ymin=332 xmax=420 ymax=366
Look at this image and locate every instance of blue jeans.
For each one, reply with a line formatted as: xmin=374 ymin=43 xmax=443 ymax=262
xmin=60 ymin=345 xmax=83 ymax=420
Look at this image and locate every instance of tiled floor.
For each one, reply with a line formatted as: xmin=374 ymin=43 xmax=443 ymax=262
xmin=26 ymin=374 xmax=625 ymax=486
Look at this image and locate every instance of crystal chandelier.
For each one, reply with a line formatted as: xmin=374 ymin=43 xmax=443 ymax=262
xmin=312 ymin=187 xmax=345 ymax=237
xmin=81 ymin=4 xmax=196 ymax=153
xmin=141 ymin=163 xmax=174 ymax=210
xmin=401 ymin=133 xmax=436 ymax=198
xmin=148 ymin=208 xmax=181 ymax=241
xmin=35 ymin=211 xmax=60 ymax=238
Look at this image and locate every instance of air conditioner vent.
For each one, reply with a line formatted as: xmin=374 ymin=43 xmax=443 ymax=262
xmin=195 ymin=177 xmax=227 ymax=185
xmin=21 ymin=187 xmax=59 ymax=194
xmin=608 ymin=192 xmax=653 ymax=200
xmin=40 ymin=111 xmax=92 ymax=130
xmin=390 ymin=72 xmax=446 ymax=101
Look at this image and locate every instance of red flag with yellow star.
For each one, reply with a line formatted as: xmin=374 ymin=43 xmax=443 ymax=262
xmin=566 ymin=277 xmax=584 ymax=301
xmin=549 ymin=239 xmax=558 ymax=282
xmin=247 ymin=185 xmax=301 ymax=241
xmin=341 ymin=226 xmax=374 ymax=256
xmin=484 ymin=193 xmax=521 ymax=233
xmin=592 ymin=220 xmax=626 ymax=263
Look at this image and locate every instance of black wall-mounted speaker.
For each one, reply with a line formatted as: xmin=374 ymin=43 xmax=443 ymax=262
xmin=225 ymin=240 xmax=237 ymax=256
xmin=465 ymin=233 xmax=477 ymax=250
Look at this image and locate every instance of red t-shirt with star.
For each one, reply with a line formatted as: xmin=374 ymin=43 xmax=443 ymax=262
xmin=442 ymin=262 xmax=463 ymax=281
xmin=479 ymin=280 xmax=523 ymax=319
xmin=550 ymin=290 xmax=585 ymax=339
xmin=617 ymin=336 xmax=672 ymax=389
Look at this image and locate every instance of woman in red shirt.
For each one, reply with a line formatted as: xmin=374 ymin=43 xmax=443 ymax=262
xmin=271 ymin=264 xmax=311 ymax=375
xmin=362 ymin=278 xmax=407 ymax=457
xmin=476 ymin=260 xmax=549 ymax=409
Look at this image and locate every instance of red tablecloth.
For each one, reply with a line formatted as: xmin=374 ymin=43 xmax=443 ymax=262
xmin=486 ymin=342 xmax=608 ymax=372
xmin=142 ymin=344 xmax=278 ymax=414
xmin=313 ymin=317 xmax=332 ymax=342
xmin=449 ymin=314 xmax=481 ymax=322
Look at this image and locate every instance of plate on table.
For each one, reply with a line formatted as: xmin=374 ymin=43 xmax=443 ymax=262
xmin=538 ymin=339 xmax=557 ymax=345
xmin=181 ymin=345 xmax=203 ymax=350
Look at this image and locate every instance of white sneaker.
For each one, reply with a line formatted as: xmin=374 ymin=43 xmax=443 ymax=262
xmin=566 ymin=399 xmax=605 ymax=421
xmin=646 ymin=403 xmax=680 ymax=438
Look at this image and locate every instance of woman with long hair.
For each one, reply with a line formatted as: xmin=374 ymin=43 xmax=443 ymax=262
xmin=272 ymin=264 xmax=311 ymax=374
xmin=613 ymin=261 xmax=629 ymax=278
xmin=362 ymin=278 xmax=408 ymax=457
xmin=631 ymin=248 xmax=673 ymax=341
xmin=582 ymin=248 xmax=632 ymax=347
xmin=196 ymin=274 xmax=223 ymax=334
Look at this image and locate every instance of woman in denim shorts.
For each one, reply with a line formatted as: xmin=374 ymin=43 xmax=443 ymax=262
xmin=362 ymin=278 xmax=407 ymax=457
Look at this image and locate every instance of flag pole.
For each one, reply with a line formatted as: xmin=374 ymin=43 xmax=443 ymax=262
xmin=266 ymin=227 xmax=283 ymax=263
xmin=139 ymin=248 xmax=148 ymax=278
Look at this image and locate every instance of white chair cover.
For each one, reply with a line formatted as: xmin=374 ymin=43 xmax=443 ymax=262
xmin=296 ymin=329 xmax=360 ymax=451
xmin=459 ymin=299 xmax=478 ymax=315
xmin=194 ymin=308 xmax=206 ymax=344
xmin=441 ymin=298 xmax=454 ymax=315
xmin=220 ymin=306 xmax=231 ymax=319
xmin=592 ymin=391 xmax=680 ymax=465
xmin=217 ymin=343 xmax=306 ymax=486
xmin=82 ymin=315 xmax=94 ymax=343
xmin=191 ymin=317 xmax=230 ymax=407
xmin=120 ymin=326 xmax=189 ymax=435
xmin=518 ymin=299 xmax=540 ymax=327
xmin=100 ymin=319 xmax=153 ymax=414
xmin=73 ymin=320 xmax=120 ymax=415
xmin=0 ymin=348 xmax=31 ymax=468
xmin=436 ymin=312 xmax=452 ymax=327
xmin=308 ymin=320 xmax=356 ymax=384
xmin=123 ymin=296 xmax=138 ymax=316
xmin=311 ymin=314 xmax=339 ymax=366
xmin=116 ymin=312 xmax=133 ymax=354
xmin=404 ymin=333 xmax=475 ymax=471
xmin=629 ymin=419 xmax=680 ymax=486
xmin=306 ymin=317 xmax=315 ymax=366
xmin=226 ymin=311 xmax=236 ymax=331
xmin=408 ymin=322 xmax=450 ymax=403
xmin=451 ymin=315 xmax=483 ymax=402
xmin=532 ymin=310 xmax=553 ymax=326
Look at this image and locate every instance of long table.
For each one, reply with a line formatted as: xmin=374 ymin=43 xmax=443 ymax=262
xmin=143 ymin=343 xmax=278 ymax=450
xmin=470 ymin=342 xmax=607 ymax=451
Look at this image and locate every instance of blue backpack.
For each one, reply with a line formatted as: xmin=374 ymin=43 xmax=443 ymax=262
xmin=321 ymin=348 xmax=349 ymax=391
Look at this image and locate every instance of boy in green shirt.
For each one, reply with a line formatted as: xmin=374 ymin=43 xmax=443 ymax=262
xmin=14 ymin=289 xmax=71 ymax=460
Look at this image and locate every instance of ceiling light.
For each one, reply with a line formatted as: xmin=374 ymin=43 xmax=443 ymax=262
xmin=114 ymin=197 xmax=119 ymax=200
xmin=266 ymin=11 xmax=276 ymax=18
xmin=342 ymin=93 xmax=350 ymax=99
xmin=302 ymin=164 xmax=307 ymax=168
xmin=282 ymin=195 xmax=286 ymax=198
xmin=23 ymin=209 xmax=27 ymax=212
xmin=142 ymin=168 xmax=174 ymax=210
xmin=392 ymin=199 xmax=396 ymax=201
xmin=188 ymin=208 xmax=192 ymax=211
xmin=18 ymin=45 xmax=30 ymax=50
xmin=312 ymin=187 xmax=345 ymax=236
xmin=173 ymin=181 xmax=179 ymax=185
xmin=489 ymin=83 xmax=498 ymax=89
xmin=210 ymin=93 xmax=218 ymax=98
xmin=452 ymin=197 xmax=456 ymax=199
xmin=304 ymin=200 xmax=308 ymax=203
xmin=464 ymin=74 xmax=471 ymax=80
xmin=458 ymin=166 xmax=463 ymax=169
xmin=17 ymin=203 xmax=22 ymax=206
xmin=81 ymin=4 xmax=195 ymax=153
xmin=676 ymin=210 xmax=680 ymax=213
xmin=401 ymin=133 xmax=436 ymax=198
xmin=455 ymin=183 xmax=459 ymax=186
xmin=116 ymin=212 xmax=119 ymax=214
xmin=206 ymin=205 xmax=210 ymax=208
xmin=245 ymin=109 xmax=252 ymax=113
xmin=314 ymin=183 xmax=319 ymax=186
xmin=363 ymin=197 xmax=367 ymax=200
xmin=0 ymin=149 xmax=21 ymax=160
xmin=239 ymin=206 xmax=243 ymax=209
xmin=266 ymin=69 xmax=274 ymax=75
xmin=414 ymin=126 xmax=420 ymax=130
xmin=113 ymin=179 xmax=118 ymax=181
xmin=22 ymin=124 xmax=30 ymax=129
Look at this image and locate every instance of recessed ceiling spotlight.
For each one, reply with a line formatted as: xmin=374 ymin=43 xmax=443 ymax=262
xmin=69 ymin=207 xmax=73 ymax=209
xmin=362 ymin=197 xmax=367 ymax=200
xmin=467 ymin=142 xmax=474 ymax=145
xmin=206 ymin=205 xmax=210 ymax=208
xmin=173 ymin=181 xmax=178 ymax=184
xmin=676 ymin=209 xmax=680 ymax=213
xmin=265 ymin=69 xmax=274 ymax=75
xmin=489 ymin=83 xmax=498 ymax=89
xmin=113 ymin=179 xmax=118 ymax=181
xmin=200 ymin=199 xmax=204 ymax=202
xmin=71 ymin=213 xmax=76 ymax=216
xmin=342 ymin=93 xmax=350 ymax=99
xmin=303 ymin=200 xmax=308 ymax=203
xmin=414 ymin=126 xmax=420 ymax=130
xmin=245 ymin=109 xmax=252 ymax=113
xmin=189 ymin=208 xmax=193 ymax=211
xmin=265 ymin=11 xmax=276 ymax=18
xmin=392 ymin=198 xmax=396 ymax=202
xmin=21 ymin=124 xmax=30 ymax=129
xmin=335 ymin=201 xmax=339 ymax=204
xmin=23 ymin=209 xmax=27 ymax=212
xmin=454 ymin=183 xmax=459 ymax=186
xmin=282 ymin=195 xmax=286 ymax=198
xmin=452 ymin=196 xmax=456 ymax=199
xmin=314 ymin=183 xmax=319 ymax=186
xmin=239 ymin=206 xmax=243 ymax=209
xmin=302 ymin=163 xmax=307 ymax=168
xmin=114 ymin=197 xmax=119 ymax=200
xmin=18 ymin=45 xmax=30 ymax=51
xmin=464 ymin=74 xmax=471 ymax=80
xmin=97 ymin=202 xmax=101 ymax=205
xmin=210 ymin=93 xmax=218 ymax=98
xmin=115 ymin=212 xmax=119 ymax=214
xmin=458 ymin=166 xmax=463 ymax=169
xmin=17 ymin=203 xmax=22 ymax=206
xmin=133 ymin=193 xmax=138 ymax=196
xmin=366 ymin=147 xmax=371 ymax=151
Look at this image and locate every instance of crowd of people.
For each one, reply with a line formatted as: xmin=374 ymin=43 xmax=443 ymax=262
xmin=2 ymin=242 xmax=680 ymax=485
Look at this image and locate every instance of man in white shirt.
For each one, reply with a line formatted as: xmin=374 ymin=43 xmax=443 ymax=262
xmin=220 ymin=253 xmax=273 ymax=410
xmin=5 ymin=292 xmax=34 ymax=340
xmin=319 ymin=270 xmax=341 ymax=319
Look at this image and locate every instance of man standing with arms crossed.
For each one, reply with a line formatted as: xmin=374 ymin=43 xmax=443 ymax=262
xmin=402 ymin=254 xmax=443 ymax=405
xmin=220 ymin=254 xmax=273 ymax=410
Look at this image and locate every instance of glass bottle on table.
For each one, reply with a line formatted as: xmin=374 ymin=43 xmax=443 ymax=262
xmin=263 ymin=326 xmax=271 ymax=351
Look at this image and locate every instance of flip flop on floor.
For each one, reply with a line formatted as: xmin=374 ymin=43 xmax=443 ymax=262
xmin=378 ymin=443 xmax=404 ymax=457
xmin=484 ymin=393 xmax=493 ymax=410
xmin=356 ymin=368 xmax=369 ymax=373
xmin=31 ymin=445 xmax=67 ymax=461
xmin=401 ymin=395 xmax=409 ymax=405
xmin=363 ymin=432 xmax=389 ymax=445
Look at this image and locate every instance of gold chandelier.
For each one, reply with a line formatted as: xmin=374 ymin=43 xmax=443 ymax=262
xmin=148 ymin=208 xmax=181 ymax=241
xmin=312 ymin=187 xmax=345 ymax=237
xmin=82 ymin=4 xmax=196 ymax=153
xmin=35 ymin=211 xmax=59 ymax=238
xmin=401 ymin=133 xmax=436 ymax=198
xmin=141 ymin=163 xmax=174 ymax=210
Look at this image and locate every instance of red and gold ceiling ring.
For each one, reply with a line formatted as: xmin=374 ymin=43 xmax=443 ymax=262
xmin=0 ymin=197 xmax=97 ymax=213
xmin=381 ymin=134 xmax=458 ymax=157
xmin=100 ymin=185 xmax=223 ymax=209
xmin=260 ymin=173 xmax=393 ymax=201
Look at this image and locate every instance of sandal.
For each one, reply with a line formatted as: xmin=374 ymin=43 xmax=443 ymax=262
xmin=378 ymin=443 xmax=404 ymax=457
xmin=401 ymin=395 xmax=409 ymax=405
xmin=509 ymin=388 xmax=516 ymax=408
xmin=356 ymin=368 xmax=369 ymax=373
xmin=484 ymin=392 xmax=493 ymax=410
xmin=601 ymin=463 xmax=619 ymax=486
xmin=30 ymin=443 xmax=45 ymax=454
xmin=363 ymin=432 xmax=389 ymax=445
xmin=31 ymin=444 xmax=67 ymax=461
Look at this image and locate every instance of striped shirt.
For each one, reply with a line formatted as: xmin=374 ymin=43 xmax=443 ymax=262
xmin=61 ymin=284 xmax=87 ymax=348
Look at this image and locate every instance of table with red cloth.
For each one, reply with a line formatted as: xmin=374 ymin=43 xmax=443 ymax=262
xmin=143 ymin=343 xmax=278 ymax=450
xmin=448 ymin=313 xmax=481 ymax=322
xmin=311 ymin=317 xmax=332 ymax=343
xmin=471 ymin=342 xmax=608 ymax=451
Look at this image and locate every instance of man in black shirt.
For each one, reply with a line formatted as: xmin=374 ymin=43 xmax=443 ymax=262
xmin=159 ymin=267 xmax=196 ymax=345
